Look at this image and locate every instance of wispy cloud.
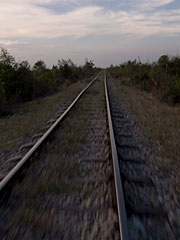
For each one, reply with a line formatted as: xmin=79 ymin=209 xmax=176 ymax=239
xmin=0 ymin=40 xmax=28 ymax=46
xmin=128 ymin=0 xmax=175 ymax=10
xmin=0 ymin=0 xmax=179 ymax=41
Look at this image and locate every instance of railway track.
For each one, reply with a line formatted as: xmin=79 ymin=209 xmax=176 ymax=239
xmin=0 ymin=72 xmax=172 ymax=239
xmin=0 ymin=72 xmax=126 ymax=239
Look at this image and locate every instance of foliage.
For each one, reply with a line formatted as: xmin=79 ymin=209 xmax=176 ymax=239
xmin=109 ymin=55 xmax=180 ymax=104
xmin=0 ymin=80 xmax=6 ymax=113
xmin=83 ymin=58 xmax=95 ymax=73
xmin=0 ymin=48 xmax=95 ymax=115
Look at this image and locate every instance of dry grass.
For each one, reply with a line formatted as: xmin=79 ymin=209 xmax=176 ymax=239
xmin=0 ymin=81 xmax=84 ymax=150
xmin=114 ymin=78 xmax=180 ymax=165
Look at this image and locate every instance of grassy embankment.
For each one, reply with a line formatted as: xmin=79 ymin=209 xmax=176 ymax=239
xmin=108 ymin=55 xmax=180 ymax=169
xmin=0 ymin=79 xmax=90 ymax=151
xmin=113 ymin=77 xmax=180 ymax=170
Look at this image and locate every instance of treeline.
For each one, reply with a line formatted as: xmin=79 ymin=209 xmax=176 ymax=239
xmin=109 ymin=55 xmax=180 ymax=104
xmin=0 ymin=48 xmax=96 ymax=115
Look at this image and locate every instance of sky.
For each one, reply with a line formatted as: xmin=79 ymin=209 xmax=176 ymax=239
xmin=0 ymin=0 xmax=180 ymax=67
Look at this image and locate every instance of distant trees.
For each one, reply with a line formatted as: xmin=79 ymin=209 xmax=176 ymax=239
xmin=109 ymin=55 xmax=180 ymax=104
xmin=83 ymin=58 xmax=95 ymax=73
xmin=0 ymin=48 xmax=17 ymax=112
xmin=0 ymin=48 xmax=95 ymax=115
xmin=58 ymin=59 xmax=77 ymax=80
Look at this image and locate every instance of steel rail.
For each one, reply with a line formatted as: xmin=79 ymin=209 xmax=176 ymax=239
xmin=104 ymin=73 xmax=129 ymax=240
xmin=0 ymin=72 xmax=101 ymax=193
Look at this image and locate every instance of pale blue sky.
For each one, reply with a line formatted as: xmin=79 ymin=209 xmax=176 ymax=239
xmin=0 ymin=0 xmax=180 ymax=67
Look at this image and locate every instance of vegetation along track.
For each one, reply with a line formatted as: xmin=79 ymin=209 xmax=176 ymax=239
xmin=0 ymin=74 xmax=99 ymax=192
xmin=0 ymin=72 xmax=121 ymax=239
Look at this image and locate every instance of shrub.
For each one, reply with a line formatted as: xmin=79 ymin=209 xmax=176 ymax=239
xmin=0 ymin=80 xmax=6 ymax=114
xmin=0 ymin=48 xmax=96 ymax=116
xmin=161 ymin=76 xmax=180 ymax=104
xmin=131 ymin=72 xmax=151 ymax=89
xmin=109 ymin=55 xmax=180 ymax=104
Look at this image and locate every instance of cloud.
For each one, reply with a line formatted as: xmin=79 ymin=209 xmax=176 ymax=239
xmin=0 ymin=40 xmax=28 ymax=46
xmin=0 ymin=0 xmax=179 ymax=41
xmin=130 ymin=0 xmax=175 ymax=10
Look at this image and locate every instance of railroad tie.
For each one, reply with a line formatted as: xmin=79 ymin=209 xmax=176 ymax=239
xmin=19 ymin=142 xmax=36 ymax=151
xmin=6 ymin=155 xmax=23 ymax=163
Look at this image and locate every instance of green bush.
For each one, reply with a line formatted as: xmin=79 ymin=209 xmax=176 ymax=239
xmin=0 ymin=80 xmax=6 ymax=114
xmin=109 ymin=55 xmax=180 ymax=104
xmin=0 ymin=48 xmax=96 ymax=116
xmin=131 ymin=72 xmax=149 ymax=86
xmin=161 ymin=76 xmax=180 ymax=104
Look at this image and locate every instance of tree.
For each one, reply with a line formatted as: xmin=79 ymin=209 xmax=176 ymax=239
xmin=58 ymin=59 xmax=75 ymax=79
xmin=33 ymin=60 xmax=46 ymax=73
xmin=0 ymin=48 xmax=16 ymax=68
xmin=0 ymin=79 xmax=6 ymax=113
xmin=158 ymin=55 xmax=169 ymax=69
xmin=0 ymin=48 xmax=17 ymax=102
xmin=16 ymin=61 xmax=35 ymax=101
xmin=83 ymin=58 xmax=94 ymax=71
